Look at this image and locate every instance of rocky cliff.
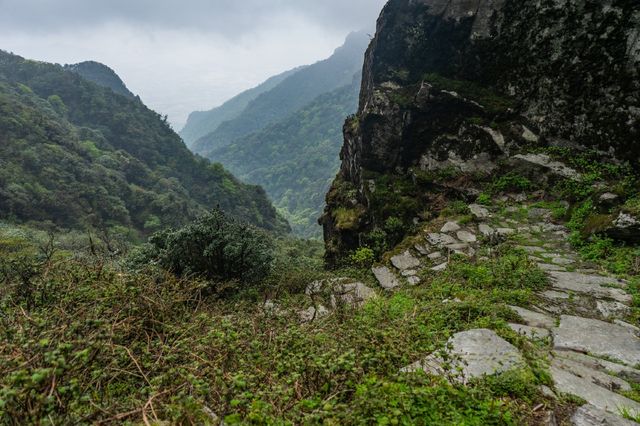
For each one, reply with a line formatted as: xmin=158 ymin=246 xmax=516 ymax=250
xmin=322 ymin=0 xmax=640 ymax=264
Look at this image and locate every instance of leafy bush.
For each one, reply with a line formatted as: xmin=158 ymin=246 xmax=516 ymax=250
xmin=491 ymin=173 xmax=532 ymax=193
xmin=349 ymin=247 xmax=375 ymax=268
xmin=131 ymin=209 xmax=274 ymax=285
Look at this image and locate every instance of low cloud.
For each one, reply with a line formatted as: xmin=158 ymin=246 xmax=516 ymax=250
xmin=0 ymin=0 xmax=386 ymax=128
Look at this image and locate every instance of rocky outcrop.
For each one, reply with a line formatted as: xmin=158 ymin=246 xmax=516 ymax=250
xmin=322 ymin=0 xmax=640 ymax=263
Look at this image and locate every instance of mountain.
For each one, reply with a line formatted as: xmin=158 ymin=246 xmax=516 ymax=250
xmin=64 ymin=61 xmax=136 ymax=99
xmin=209 ymin=74 xmax=361 ymax=239
xmin=192 ymin=31 xmax=370 ymax=156
xmin=322 ymin=0 xmax=640 ymax=264
xmin=0 ymin=50 xmax=289 ymax=237
xmin=179 ymin=67 xmax=302 ymax=148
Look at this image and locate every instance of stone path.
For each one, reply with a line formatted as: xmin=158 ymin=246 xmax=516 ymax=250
xmin=375 ymin=200 xmax=640 ymax=424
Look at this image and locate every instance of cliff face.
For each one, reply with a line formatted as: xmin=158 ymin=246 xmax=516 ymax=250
xmin=322 ymin=0 xmax=640 ymax=263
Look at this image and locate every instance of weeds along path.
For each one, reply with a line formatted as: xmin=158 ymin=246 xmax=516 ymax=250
xmin=367 ymin=200 xmax=640 ymax=425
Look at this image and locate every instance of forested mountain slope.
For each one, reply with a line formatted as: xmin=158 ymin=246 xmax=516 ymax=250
xmin=0 ymin=50 xmax=289 ymax=236
xmin=64 ymin=61 xmax=136 ymax=99
xmin=192 ymin=31 xmax=370 ymax=156
xmin=210 ymin=75 xmax=361 ymax=238
xmin=179 ymin=67 xmax=302 ymax=148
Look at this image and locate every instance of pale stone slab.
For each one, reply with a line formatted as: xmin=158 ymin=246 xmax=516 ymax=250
xmin=479 ymin=223 xmax=495 ymax=236
xmin=428 ymin=252 xmax=443 ymax=260
xmin=457 ymin=230 xmax=477 ymax=243
xmin=431 ymin=262 xmax=448 ymax=271
xmin=427 ymin=233 xmax=458 ymax=247
xmin=597 ymin=300 xmax=631 ymax=319
xmin=331 ymin=282 xmax=377 ymax=307
xmin=469 ymin=204 xmax=491 ymax=219
xmin=298 ymin=305 xmax=330 ymax=323
xmin=415 ymin=244 xmax=430 ymax=255
xmin=372 ymin=266 xmax=401 ymax=290
xmin=441 ymin=221 xmax=461 ymax=233
xmin=541 ymin=290 xmax=570 ymax=300
xmin=508 ymin=305 xmax=556 ymax=329
xmin=571 ymin=404 xmax=638 ymax=426
xmin=551 ymin=364 xmax=640 ymax=418
xmin=497 ymin=228 xmax=516 ymax=236
xmin=548 ymin=272 xmax=631 ymax=304
xmin=509 ymin=323 xmax=551 ymax=339
xmin=401 ymin=329 xmax=525 ymax=383
xmin=538 ymin=263 xmax=567 ymax=272
xmin=407 ymin=276 xmax=421 ymax=285
xmin=554 ymin=316 xmax=640 ymax=367
xmin=391 ymin=250 xmax=421 ymax=271
xmin=552 ymin=357 xmax=631 ymax=392
xmin=554 ymin=351 xmax=640 ymax=384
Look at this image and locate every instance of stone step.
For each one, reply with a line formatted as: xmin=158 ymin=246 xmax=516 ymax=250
xmin=401 ymin=329 xmax=525 ymax=384
xmin=571 ymin=404 xmax=639 ymax=426
xmin=554 ymin=316 xmax=640 ymax=367
xmin=508 ymin=305 xmax=556 ymax=329
xmin=548 ymin=271 xmax=631 ymax=304
xmin=555 ymin=351 xmax=640 ymax=384
xmin=551 ymin=364 xmax=640 ymax=419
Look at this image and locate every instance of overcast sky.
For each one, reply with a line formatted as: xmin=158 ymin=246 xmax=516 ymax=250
xmin=0 ymin=0 xmax=386 ymax=129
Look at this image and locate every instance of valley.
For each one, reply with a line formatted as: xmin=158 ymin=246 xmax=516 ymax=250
xmin=1 ymin=0 xmax=639 ymax=424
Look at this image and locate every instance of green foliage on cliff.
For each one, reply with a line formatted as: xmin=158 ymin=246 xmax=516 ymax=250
xmin=0 ymin=50 xmax=289 ymax=237
xmin=423 ymin=73 xmax=516 ymax=114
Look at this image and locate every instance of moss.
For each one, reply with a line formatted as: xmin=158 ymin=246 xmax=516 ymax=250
xmin=582 ymin=214 xmax=614 ymax=235
xmin=334 ymin=206 xmax=365 ymax=231
xmin=423 ymin=73 xmax=516 ymax=114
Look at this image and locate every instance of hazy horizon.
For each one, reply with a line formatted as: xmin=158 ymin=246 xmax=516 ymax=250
xmin=0 ymin=0 xmax=386 ymax=129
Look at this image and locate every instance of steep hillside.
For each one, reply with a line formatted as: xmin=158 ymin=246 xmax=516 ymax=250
xmin=210 ymin=74 xmax=361 ymax=238
xmin=179 ymin=67 xmax=302 ymax=148
xmin=192 ymin=31 xmax=370 ymax=155
xmin=322 ymin=0 xmax=640 ymax=263
xmin=0 ymin=50 xmax=289 ymax=236
xmin=64 ymin=61 xmax=135 ymax=99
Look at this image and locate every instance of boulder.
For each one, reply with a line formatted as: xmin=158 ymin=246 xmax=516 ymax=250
xmin=372 ymin=266 xmax=401 ymax=290
xmin=427 ymin=233 xmax=458 ymax=247
xmin=441 ymin=221 xmax=461 ymax=233
xmin=469 ymin=204 xmax=491 ymax=219
xmin=391 ymin=250 xmax=421 ymax=271
xmin=331 ymin=282 xmax=377 ymax=307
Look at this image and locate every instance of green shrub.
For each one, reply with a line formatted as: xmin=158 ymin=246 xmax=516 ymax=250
xmin=491 ymin=173 xmax=532 ymax=193
xmin=349 ymin=247 xmax=376 ymax=268
xmin=130 ymin=209 xmax=274 ymax=286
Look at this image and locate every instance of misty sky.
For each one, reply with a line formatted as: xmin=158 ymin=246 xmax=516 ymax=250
xmin=0 ymin=0 xmax=386 ymax=129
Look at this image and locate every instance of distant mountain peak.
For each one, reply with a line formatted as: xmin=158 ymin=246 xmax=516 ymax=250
xmin=64 ymin=61 xmax=136 ymax=99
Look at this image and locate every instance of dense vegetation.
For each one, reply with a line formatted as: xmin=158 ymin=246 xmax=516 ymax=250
xmin=192 ymin=31 xmax=369 ymax=156
xmin=179 ymin=67 xmax=301 ymax=148
xmin=64 ymin=61 xmax=136 ymax=99
xmin=211 ymin=77 xmax=360 ymax=238
xmin=0 ymin=50 xmax=289 ymax=238
xmin=130 ymin=209 xmax=275 ymax=286
xmin=0 ymin=220 xmax=569 ymax=424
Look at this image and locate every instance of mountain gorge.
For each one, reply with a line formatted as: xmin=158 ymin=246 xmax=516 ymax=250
xmin=179 ymin=67 xmax=302 ymax=148
xmin=183 ymin=32 xmax=370 ymax=238
xmin=0 ymin=50 xmax=289 ymax=237
xmin=190 ymin=31 xmax=370 ymax=156
xmin=2 ymin=0 xmax=640 ymax=424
